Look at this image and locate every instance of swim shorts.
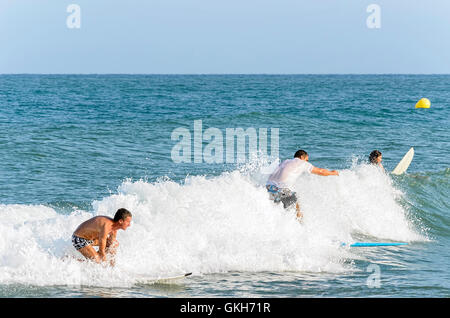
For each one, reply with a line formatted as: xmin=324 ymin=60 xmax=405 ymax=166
xmin=266 ymin=185 xmax=298 ymax=209
xmin=72 ymin=234 xmax=94 ymax=250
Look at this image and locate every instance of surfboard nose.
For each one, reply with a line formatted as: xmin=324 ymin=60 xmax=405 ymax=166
xmin=392 ymin=147 xmax=414 ymax=175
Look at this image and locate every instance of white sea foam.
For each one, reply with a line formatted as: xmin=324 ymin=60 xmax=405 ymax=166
xmin=0 ymin=161 xmax=425 ymax=287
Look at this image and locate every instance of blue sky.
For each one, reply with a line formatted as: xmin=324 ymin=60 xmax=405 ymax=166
xmin=1 ymin=0 xmax=449 ymax=74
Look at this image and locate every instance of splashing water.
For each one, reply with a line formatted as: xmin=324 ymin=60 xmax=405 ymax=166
xmin=0 ymin=160 xmax=426 ymax=288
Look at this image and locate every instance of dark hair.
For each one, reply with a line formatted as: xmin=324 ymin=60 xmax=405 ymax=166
xmin=369 ymin=150 xmax=382 ymax=164
xmin=294 ymin=149 xmax=308 ymax=159
xmin=114 ymin=208 xmax=132 ymax=222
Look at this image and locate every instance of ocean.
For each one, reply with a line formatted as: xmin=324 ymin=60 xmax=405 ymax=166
xmin=0 ymin=74 xmax=448 ymax=297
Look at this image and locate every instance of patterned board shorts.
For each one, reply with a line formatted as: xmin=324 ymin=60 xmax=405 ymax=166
xmin=72 ymin=234 xmax=94 ymax=250
xmin=266 ymin=185 xmax=298 ymax=209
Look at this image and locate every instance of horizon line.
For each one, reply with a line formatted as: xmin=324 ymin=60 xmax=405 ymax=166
xmin=1 ymin=73 xmax=450 ymax=76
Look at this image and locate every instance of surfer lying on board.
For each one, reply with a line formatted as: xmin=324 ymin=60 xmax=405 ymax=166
xmin=72 ymin=208 xmax=132 ymax=266
xmin=369 ymin=150 xmax=384 ymax=171
xmin=266 ymin=149 xmax=339 ymax=220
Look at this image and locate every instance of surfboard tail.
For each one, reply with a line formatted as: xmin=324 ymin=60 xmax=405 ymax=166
xmin=137 ymin=272 xmax=193 ymax=285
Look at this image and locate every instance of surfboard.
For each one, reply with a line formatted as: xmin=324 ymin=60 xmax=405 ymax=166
xmin=136 ymin=272 xmax=192 ymax=285
xmin=341 ymin=242 xmax=408 ymax=247
xmin=391 ymin=147 xmax=414 ymax=175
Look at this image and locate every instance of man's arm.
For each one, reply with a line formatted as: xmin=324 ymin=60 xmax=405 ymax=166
xmin=311 ymin=166 xmax=339 ymax=176
xmin=106 ymin=231 xmax=119 ymax=254
xmin=98 ymin=224 xmax=110 ymax=261
xmin=106 ymin=231 xmax=117 ymax=248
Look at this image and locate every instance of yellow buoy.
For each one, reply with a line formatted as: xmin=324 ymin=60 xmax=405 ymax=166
xmin=415 ymin=98 xmax=431 ymax=108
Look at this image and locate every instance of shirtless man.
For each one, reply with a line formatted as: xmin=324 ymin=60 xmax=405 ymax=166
xmin=266 ymin=150 xmax=339 ymax=219
xmin=72 ymin=208 xmax=132 ymax=265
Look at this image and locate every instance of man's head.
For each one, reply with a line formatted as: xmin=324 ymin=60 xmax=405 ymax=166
xmin=113 ymin=208 xmax=132 ymax=230
xmin=294 ymin=149 xmax=309 ymax=161
xmin=369 ymin=150 xmax=382 ymax=164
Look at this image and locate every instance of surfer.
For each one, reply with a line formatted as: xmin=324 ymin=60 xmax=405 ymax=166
xmin=72 ymin=208 xmax=132 ymax=266
xmin=369 ymin=150 xmax=384 ymax=170
xmin=266 ymin=149 xmax=339 ymax=220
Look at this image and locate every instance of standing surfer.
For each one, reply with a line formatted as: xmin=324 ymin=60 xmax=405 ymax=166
xmin=266 ymin=150 xmax=339 ymax=220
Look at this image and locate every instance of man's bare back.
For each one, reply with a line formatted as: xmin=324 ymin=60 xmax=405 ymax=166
xmin=74 ymin=216 xmax=115 ymax=243
xmin=72 ymin=209 xmax=132 ymax=265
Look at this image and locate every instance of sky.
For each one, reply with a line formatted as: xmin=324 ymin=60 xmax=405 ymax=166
xmin=1 ymin=0 xmax=449 ymax=74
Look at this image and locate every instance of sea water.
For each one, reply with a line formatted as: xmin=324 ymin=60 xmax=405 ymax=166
xmin=0 ymin=75 xmax=448 ymax=297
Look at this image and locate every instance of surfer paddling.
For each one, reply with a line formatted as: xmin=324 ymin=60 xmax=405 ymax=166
xmin=266 ymin=150 xmax=339 ymax=220
xmin=72 ymin=208 xmax=132 ymax=266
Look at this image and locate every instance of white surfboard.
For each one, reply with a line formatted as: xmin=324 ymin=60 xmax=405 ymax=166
xmin=392 ymin=147 xmax=414 ymax=175
xmin=136 ymin=272 xmax=192 ymax=285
